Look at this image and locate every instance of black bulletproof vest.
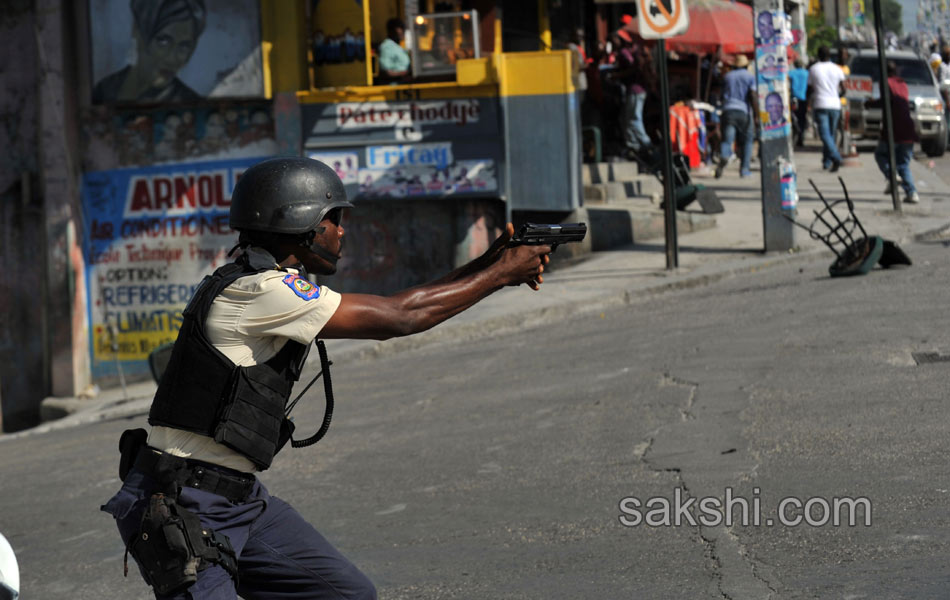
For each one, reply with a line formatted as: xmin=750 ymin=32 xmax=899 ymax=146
xmin=148 ymin=259 xmax=310 ymax=470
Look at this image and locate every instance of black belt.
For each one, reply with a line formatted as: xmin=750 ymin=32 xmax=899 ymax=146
xmin=134 ymin=448 xmax=256 ymax=504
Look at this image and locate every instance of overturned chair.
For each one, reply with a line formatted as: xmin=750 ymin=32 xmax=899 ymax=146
xmin=784 ymin=177 xmax=911 ymax=277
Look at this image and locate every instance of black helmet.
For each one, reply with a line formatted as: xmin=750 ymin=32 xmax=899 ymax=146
xmin=230 ymin=157 xmax=353 ymax=235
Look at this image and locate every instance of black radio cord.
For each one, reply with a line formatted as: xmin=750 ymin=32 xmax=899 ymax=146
xmin=288 ymin=340 xmax=334 ymax=448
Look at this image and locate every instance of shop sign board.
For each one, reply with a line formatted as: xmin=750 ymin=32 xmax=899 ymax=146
xmin=81 ymin=157 xmax=262 ymax=379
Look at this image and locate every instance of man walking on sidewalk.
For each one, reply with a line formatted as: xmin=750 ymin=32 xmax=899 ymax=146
xmin=715 ymin=54 xmax=756 ymax=179
xmin=788 ymin=58 xmax=809 ymax=147
xmin=869 ymin=61 xmax=920 ymax=204
xmin=617 ymin=29 xmax=655 ymax=159
xmin=808 ymin=46 xmax=846 ymax=172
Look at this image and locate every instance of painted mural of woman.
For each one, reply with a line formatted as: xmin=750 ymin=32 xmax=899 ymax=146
xmin=92 ymin=0 xmax=206 ymax=103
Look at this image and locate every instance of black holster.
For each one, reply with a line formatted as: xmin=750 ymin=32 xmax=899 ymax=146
xmin=127 ymin=492 xmax=238 ymax=596
xmin=116 ymin=429 xmax=240 ymax=594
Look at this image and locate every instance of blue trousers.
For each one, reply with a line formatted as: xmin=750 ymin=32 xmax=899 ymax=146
xmin=624 ymin=90 xmax=652 ymax=152
xmin=102 ymin=468 xmax=376 ymax=599
xmin=814 ymin=108 xmax=842 ymax=168
xmin=720 ymin=109 xmax=755 ymax=176
xmin=792 ymin=98 xmax=808 ymax=146
xmin=874 ymin=140 xmax=916 ymax=195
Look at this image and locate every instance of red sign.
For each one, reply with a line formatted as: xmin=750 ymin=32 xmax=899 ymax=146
xmin=844 ymin=75 xmax=873 ymax=99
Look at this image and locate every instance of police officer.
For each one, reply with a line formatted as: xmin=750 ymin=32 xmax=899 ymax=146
xmin=101 ymin=157 xmax=550 ymax=599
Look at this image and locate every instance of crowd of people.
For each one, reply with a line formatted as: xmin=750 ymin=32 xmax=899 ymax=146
xmin=572 ymin=23 xmax=765 ymax=176
xmin=571 ymin=20 xmax=932 ymax=206
xmin=373 ymin=12 xmax=945 ymax=207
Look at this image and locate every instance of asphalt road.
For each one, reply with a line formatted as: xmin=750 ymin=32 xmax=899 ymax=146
xmin=856 ymin=137 xmax=950 ymax=193
xmin=3 ymin=239 xmax=950 ymax=599
xmin=918 ymin=144 xmax=950 ymax=188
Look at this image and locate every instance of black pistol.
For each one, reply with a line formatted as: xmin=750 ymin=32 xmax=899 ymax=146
xmin=509 ymin=222 xmax=587 ymax=253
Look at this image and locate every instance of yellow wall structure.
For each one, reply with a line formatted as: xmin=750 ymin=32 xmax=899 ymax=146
xmin=368 ymin=0 xmax=402 ymax=48
xmin=310 ymin=0 xmax=371 ymax=88
xmin=298 ymin=50 xmax=575 ymax=103
xmin=495 ymin=50 xmax=573 ymax=97
xmin=259 ymin=0 xmax=308 ymax=96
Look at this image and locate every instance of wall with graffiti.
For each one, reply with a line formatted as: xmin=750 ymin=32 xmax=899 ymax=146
xmin=320 ymin=197 xmax=505 ymax=295
xmin=301 ymin=95 xmax=504 ymax=202
xmin=82 ymin=103 xmax=279 ymax=171
xmin=300 ymin=92 xmax=506 ymax=294
xmin=76 ymin=2 xmax=285 ymax=384
xmin=89 ymin=0 xmax=265 ymax=104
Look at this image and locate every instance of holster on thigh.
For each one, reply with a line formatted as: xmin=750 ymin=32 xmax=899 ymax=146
xmin=127 ymin=492 xmax=238 ymax=596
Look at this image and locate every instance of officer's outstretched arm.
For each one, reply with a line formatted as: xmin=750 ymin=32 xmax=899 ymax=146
xmin=320 ymin=224 xmax=550 ymax=341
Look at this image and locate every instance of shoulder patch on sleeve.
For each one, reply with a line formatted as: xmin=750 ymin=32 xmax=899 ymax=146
xmin=281 ymin=274 xmax=321 ymax=301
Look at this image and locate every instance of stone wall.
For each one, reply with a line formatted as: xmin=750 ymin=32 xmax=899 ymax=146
xmin=0 ymin=1 xmax=46 ymax=430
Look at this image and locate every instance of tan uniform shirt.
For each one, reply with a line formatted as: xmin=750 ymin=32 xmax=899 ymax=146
xmin=149 ymin=249 xmax=342 ymax=472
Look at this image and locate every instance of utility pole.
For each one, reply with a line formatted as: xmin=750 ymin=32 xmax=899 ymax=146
xmin=834 ymin=0 xmax=842 ymax=59
xmin=754 ymin=0 xmax=796 ymax=251
xmin=871 ymin=0 xmax=901 ymax=211
xmin=637 ymin=0 xmax=690 ymax=270
xmin=656 ymin=42 xmax=679 ymax=269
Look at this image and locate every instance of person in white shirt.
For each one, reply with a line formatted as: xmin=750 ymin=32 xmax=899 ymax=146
xmin=808 ymin=46 xmax=846 ymax=172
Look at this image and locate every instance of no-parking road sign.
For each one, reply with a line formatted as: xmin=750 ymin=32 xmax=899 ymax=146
xmin=637 ymin=0 xmax=690 ymax=39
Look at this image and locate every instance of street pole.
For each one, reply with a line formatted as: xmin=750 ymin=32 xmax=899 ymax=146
xmin=656 ymin=41 xmax=679 ymax=269
xmin=636 ymin=0 xmax=689 ymax=269
xmin=834 ymin=0 xmax=842 ymax=60
xmin=872 ymin=0 xmax=901 ymax=211
xmin=754 ymin=0 xmax=795 ymax=251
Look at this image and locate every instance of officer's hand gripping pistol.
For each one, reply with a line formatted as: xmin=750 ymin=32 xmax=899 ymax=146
xmin=508 ymin=222 xmax=587 ymax=253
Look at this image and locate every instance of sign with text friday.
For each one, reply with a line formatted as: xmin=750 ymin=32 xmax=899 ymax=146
xmin=81 ymin=157 xmax=264 ymax=379
xmin=637 ymin=0 xmax=690 ymax=39
xmin=366 ymin=142 xmax=453 ymax=170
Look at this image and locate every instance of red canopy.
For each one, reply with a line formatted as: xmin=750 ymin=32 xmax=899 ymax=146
xmin=625 ymin=0 xmax=754 ymax=56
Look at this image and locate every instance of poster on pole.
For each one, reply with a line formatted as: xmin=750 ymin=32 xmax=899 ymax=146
xmin=848 ymin=0 xmax=866 ymax=25
xmin=636 ymin=0 xmax=690 ymax=39
xmin=755 ymin=9 xmax=792 ymax=142
xmin=758 ymin=84 xmax=792 ymax=141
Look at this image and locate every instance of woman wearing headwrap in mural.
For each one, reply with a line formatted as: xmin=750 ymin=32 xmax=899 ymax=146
xmin=93 ymin=0 xmax=206 ymax=103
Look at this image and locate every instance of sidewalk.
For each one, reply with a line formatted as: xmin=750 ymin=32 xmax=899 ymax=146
xmin=15 ymin=139 xmax=950 ymax=440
